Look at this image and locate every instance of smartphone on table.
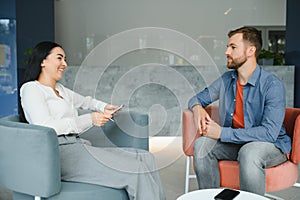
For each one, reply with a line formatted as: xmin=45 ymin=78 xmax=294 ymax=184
xmin=214 ymin=188 xmax=240 ymax=200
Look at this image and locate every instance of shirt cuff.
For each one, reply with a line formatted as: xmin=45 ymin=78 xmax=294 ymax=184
xmin=220 ymin=127 xmax=233 ymax=142
xmin=75 ymin=113 xmax=93 ymax=133
xmin=188 ymin=96 xmax=200 ymax=110
xmin=96 ymin=100 xmax=107 ymax=113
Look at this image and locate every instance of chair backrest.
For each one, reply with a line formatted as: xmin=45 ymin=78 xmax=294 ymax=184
xmin=182 ymin=106 xmax=300 ymax=163
xmin=0 ymin=115 xmax=61 ymax=197
xmin=101 ymin=111 xmax=149 ymax=150
xmin=79 ymin=111 xmax=149 ymax=150
xmin=204 ymin=106 xmax=220 ymax=124
xmin=283 ymin=108 xmax=300 ymax=163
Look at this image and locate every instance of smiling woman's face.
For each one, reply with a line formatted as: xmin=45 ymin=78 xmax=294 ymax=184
xmin=40 ymin=47 xmax=67 ymax=81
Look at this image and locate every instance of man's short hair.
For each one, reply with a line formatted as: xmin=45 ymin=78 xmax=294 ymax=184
xmin=228 ymin=26 xmax=262 ymax=58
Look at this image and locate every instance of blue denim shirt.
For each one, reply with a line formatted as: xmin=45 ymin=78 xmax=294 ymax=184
xmin=188 ymin=65 xmax=291 ymax=154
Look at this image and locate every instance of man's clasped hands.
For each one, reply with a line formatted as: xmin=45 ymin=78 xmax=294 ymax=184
xmin=192 ymin=105 xmax=222 ymax=139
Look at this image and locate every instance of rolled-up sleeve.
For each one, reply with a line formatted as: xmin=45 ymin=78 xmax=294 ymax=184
xmin=188 ymin=77 xmax=222 ymax=110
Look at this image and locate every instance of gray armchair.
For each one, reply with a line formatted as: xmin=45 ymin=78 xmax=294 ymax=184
xmin=0 ymin=111 xmax=149 ymax=200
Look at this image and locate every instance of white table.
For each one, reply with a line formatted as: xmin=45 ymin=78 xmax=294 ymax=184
xmin=177 ymin=189 xmax=269 ymax=200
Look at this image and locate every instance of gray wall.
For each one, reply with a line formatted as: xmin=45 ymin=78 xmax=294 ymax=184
xmin=55 ymin=0 xmax=289 ymax=137
xmin=60 ymin=65 xmax=294 ymax=137
xmin=54 ymin=0 xmax=286 ymax=66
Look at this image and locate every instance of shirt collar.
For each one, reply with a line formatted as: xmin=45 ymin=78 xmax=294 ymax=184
xmin=231 ymin=65 xmax=260 ymax=86
xmin=247 ymin=65 xmax=260 ymax=86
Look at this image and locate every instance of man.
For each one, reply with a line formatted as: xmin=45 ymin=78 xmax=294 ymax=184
xmin=188 ymin=26 xmax=291 ymax=195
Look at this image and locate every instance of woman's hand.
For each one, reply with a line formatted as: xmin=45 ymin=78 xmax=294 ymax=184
xmin=104 ymin=104 xmax=119 ymax=115
xmin=91 ymin=112 xmax=112 ymax=126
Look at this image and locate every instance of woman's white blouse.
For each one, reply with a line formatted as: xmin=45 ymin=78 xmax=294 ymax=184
xmin=20 ymin=81 xmax=107 ymax=135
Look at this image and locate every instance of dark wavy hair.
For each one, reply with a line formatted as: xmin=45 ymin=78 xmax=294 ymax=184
xmin=228 ymin=26 xmax=262 ymax=58
xmin=19 ymin=41 xmax=62 ymax=122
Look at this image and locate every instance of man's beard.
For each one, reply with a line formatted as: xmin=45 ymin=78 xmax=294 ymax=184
xmin=227 ymin=55 xmax=247 ymax=70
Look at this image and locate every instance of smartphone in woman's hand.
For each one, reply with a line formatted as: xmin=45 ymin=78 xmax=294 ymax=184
xmin=111 ymin=104 xmax=125 ymax=115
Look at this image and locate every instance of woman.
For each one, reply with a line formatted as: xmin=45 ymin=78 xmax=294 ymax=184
xmin=19 ymin=41 xmax=165 ymax=200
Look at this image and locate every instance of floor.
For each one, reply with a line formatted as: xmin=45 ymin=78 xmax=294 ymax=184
xmin=1 ymin=137 xmax=300 ymax=200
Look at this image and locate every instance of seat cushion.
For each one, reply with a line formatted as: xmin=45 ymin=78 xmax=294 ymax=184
xmin=219 ymin=161 xmax=240 ymax=190
xmin=13 ymin=182 xmax=129 ymax=200
xmin=265 ymin=160 xmax=298 ymax=192
xmin=218 ymin=160 xmax=299 ymax=192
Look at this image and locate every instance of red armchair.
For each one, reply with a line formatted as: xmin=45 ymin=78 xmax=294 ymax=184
xmin=182 ymin=106 xmax=300 ymax=195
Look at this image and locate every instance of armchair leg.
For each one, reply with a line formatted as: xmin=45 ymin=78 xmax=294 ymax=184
xmin=184 ymin=156 xmax=191 ymax=193
xmin=34 ymin=196 xmax=41 ymax=200
xmin=293 ymin=182 xmax=300 ymax=187
xmin=185 ymin=156 xmax=197 ymax=194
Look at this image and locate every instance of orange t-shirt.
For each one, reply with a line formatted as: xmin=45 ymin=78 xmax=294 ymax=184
xmin=232 ymin=80 xmax=245 ymax=128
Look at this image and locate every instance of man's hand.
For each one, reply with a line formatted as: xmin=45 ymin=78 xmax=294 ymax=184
xmin=203 ymin=120 xmax=221 ymax=139
xmin=192 ymin=105 xmax=212 ymax=136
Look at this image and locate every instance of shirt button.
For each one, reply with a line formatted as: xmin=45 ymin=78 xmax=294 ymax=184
xmin=230 ymin=113 xmax=233 ymax=116
xmin=234 ymin=99 xmax=236 ymax=101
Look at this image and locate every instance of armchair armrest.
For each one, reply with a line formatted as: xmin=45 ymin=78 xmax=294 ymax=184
xmin=291 ymin=115 xmax=300 ymax=163
xmin=182 ymin=109 xmax=198 ymax=156
xmin=81 ymin=111 xmax=149 ymax=151
xmin=182 ymin=106 xmax=220 ymax=156
xmin=280 ymin=108 xmax=300 ymax=163
xmin=0 ymin=116 xmax=61 ymax=198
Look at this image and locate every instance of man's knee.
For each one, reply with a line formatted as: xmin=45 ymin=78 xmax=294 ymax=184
xmin=237 ymin=142 xmax=265 ymax=167
xmin=194 ymin=137 xmax=217 ymax=159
